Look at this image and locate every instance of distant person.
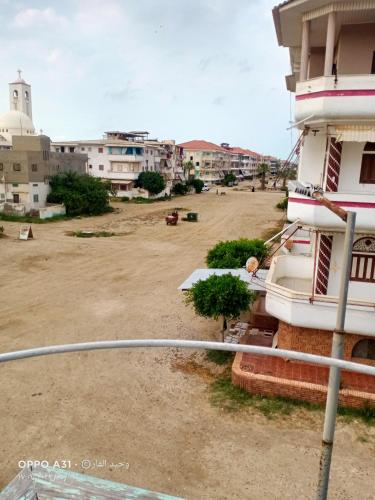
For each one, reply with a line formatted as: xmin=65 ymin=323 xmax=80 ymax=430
xmin=273 ymin=180 xmax=276 ymax=189
xmin=251 ymin=186 xmax=255 ymax=192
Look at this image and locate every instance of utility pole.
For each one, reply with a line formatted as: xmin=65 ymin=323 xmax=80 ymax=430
xmin=313 ymin=191 xmax=357 ymax=499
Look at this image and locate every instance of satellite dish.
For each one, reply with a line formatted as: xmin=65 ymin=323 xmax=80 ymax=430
xmin=246 ymin=257 xmax=259 ymax=273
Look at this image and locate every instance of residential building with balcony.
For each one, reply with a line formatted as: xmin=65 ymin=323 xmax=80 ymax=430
xmin=178 ymin=140 xmax=232 ymax=184
xmin=233 ymin=0 xmax=375 ymax=408
xmin=53 ymin=132 xmax=183 ymax=198
xmin=221 ymin=145 xmax=261 ymax=179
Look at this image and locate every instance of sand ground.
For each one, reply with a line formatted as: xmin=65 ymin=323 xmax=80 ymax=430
xmin=0 ymin=188 xmax=374 ymax=499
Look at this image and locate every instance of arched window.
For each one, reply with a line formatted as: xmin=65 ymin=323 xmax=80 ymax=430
xmin=352 ymin=339 xmax=375 ymax=360
xmin=351 ymin=237 xmax=375 ymax=282
xmin=25 ymin=90 xmax=29 ymax=101
xmin=13 ymin=90 xmax=18 ymax=98
xmin=360 ymin=142 xmax=375 ymax=184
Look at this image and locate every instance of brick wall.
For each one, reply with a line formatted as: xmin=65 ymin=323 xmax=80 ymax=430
xmin=277 ymin=321 xmax=373 ymax=362
xmin=232 ymin=353 xmax=375 ymax=409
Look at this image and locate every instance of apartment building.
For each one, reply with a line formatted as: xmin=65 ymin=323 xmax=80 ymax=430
xmin=233 ymin=0 xmax=375 ymax=408
xmin=53 ymin=132 xmax=184 ymax=198
xmin=221 ymin=145 xmax=260 ymax=179
xmin=0 ymin=135 xmax=87 ymax=214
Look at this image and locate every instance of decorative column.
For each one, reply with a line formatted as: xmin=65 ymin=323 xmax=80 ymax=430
xmin=324 ymin=12 xmax=336 ymax=76
xmin=315 ymin=234 xmax=333 ymax=295
xmin=300 ymin=20 xmax=311 ymax=81
xmin=325 ymin=138 xmax=342 ymax=192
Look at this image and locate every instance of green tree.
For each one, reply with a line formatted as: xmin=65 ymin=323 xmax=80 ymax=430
xmin=223 ymin=173 xmax=236 ymax=186
xmin=280 ymin=167 xmax=296 ymax=188
xmin=207 ymin=239 xmax=267 ymax=269
xmin=186 ymin=274 xmax=255 ymax=340
xmin=257 ymin=162 xmax=269 ymax=190
xmin=190 ymin=178 xmax=204 ymax=193
xmin=183 ymin=160 xmax=195 ymax=181
xmin=47 ymin=172 xmax=110 ymax=216
xmin=172 ymin=182 xmax=189 ymax=195
xmin=137 ymin=171 xmax=166 ymax=195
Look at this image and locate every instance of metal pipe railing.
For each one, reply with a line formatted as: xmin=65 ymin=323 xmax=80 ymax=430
xmin=1 ymin=339 xmax=375 ymax=377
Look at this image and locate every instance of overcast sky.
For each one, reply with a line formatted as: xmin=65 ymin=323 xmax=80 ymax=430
xmin=0 ymin=0 xmax=294 ymax=158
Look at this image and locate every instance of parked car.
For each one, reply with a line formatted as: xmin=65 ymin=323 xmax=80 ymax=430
xmin=202 ymin=184 xmax=210 ymax=191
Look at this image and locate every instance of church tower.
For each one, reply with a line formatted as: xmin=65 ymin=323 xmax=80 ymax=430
xmin=9 ymin=70 xmax=32 ymax=121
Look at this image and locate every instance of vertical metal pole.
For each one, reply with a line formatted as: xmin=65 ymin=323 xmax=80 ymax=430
xmin=316 ymin=211 xmax=356 ymax=499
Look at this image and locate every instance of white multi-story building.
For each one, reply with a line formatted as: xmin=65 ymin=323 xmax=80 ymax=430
xmin=52 ymin=132 xmax=184 ymax=198
xmin=232 ymin=0 xmax=375 ymax=409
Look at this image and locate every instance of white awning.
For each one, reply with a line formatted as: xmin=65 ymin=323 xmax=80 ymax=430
xmin=333 ymin=125 xmax=375 ymax=143
xmin=178 ymin=268 xmax=268 ymax=291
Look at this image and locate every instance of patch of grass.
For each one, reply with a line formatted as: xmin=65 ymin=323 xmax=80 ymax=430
xmin=0 ymin=213 xmax=70 ymax=224
xmin=74 ymin=230 xmax=115 ymax=238
xmin=261 ymin=217 xmax=285 ymax=242
xmin=337 ymin=402 xmax=375 ymax=424
xmin=209 ymin=377 xmax=375 ymax=424
xmin=357 ymin=435 xmax=369 ymax=443
xmin=205 ymin=350 xmax=234 ymax=366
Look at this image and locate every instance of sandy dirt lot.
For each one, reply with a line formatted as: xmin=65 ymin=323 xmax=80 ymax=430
xmin=0 ymin=188 xmax=374 ymax=499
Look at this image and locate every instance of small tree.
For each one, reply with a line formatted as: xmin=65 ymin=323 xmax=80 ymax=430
xmin=137 ymin=171 xmax=165 ymax=195
xmin=207 ymin=239 xmax=267 ymax=269
xmin=186 ymin=274 xmax=255 ymax=341
xmin=257 ymin=163 xmax=269 ymax=190
xmin=190 ymin=178 xmax=204 ymax=193
xmin=183 ymin=160 xmax=195 ymax=181
xmin=223 ymin=173 xmax=236 ymax=186
xmin=172 ymin=182 xmax=189 ymax=195
xmin=47 ymin=172 xmax=110 ymax=216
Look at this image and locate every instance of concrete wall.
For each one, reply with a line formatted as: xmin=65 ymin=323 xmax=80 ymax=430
xmin=337 ymin=23 xmax=375 ymax=74
xmin=309 ymin=47 xmax=325 ymax=78
xmin=298 ymin=133 xmax=326 ymax=186
xmin=339 ymin=142 xmax=375 ymax=193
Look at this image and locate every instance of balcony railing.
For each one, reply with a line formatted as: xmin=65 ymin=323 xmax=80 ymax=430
xmin=295 ymin=74 xmax=375 ymax=126
xmin=265 ymin=254 xmax=375 ymax=337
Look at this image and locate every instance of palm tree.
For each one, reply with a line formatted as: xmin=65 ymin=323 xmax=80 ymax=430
xmin=280 ymin=167 xmax=297 ymax=188
xmin=183 ymin=160 xmax=195 ymax=181
xmin=257 ymin=163 xmax=269 ymax=190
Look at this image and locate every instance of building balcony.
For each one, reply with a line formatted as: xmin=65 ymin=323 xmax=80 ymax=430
xmin=288 ymin=190 xmax=375 ymax=231
xmin=295 ymin=75 xmax=375 ymax=126
xmin=265 ymin=254 xmax=375 ymax=337
xmin=107 ymin=171 xmax=140 ymax=180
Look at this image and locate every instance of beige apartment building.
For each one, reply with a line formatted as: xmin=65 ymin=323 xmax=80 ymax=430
xmin=178 ymin=140 xmax=232 ymax=184
xmin=0 ymin=135 xmax=87 ymax=215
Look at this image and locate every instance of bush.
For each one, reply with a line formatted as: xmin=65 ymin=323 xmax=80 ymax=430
xmin=223 ymin=173 xmax=236 ymax=186
xmin=47 ymin=172 xmax=110 ymax=216
xmin=172 ymin=182 xmax=189 ymax=195
xmin=276 ymin=197 xmax=288 ymax=210
xmin=190 ymin=178 xmax=204 ymax=193
xmin=206 ymin=239 xmax=268 ymax=269
xmin=137 ymin=171 xmax=165 ymax=195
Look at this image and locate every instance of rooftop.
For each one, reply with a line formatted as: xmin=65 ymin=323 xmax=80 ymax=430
xmin=178 ymin=140 xmax=228 ymax=153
